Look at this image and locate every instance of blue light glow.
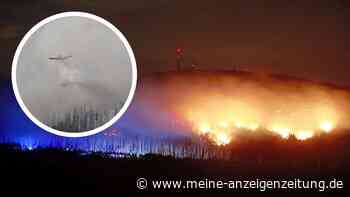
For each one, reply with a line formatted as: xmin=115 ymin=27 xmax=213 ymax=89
xmin=0 ymin=81 xmax=197 ymax=158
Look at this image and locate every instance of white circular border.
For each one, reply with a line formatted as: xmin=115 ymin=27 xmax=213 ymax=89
xmin=11 ymin=12 xmax=137 ymax=137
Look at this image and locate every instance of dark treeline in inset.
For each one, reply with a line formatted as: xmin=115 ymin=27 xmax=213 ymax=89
xmin=48 ymin=103 xmax=123 ymax=132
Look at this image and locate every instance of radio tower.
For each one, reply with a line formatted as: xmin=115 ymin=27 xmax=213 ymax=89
xmin=176 ymin=47 xmax=184 ymax=71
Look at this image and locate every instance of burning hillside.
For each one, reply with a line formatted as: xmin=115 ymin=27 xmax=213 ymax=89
xmin=136 ymin=70 xmax=350 ymax=145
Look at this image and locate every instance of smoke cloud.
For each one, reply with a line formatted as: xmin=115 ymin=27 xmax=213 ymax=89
xmin=131 ymin=71 xmax=350 ymax=141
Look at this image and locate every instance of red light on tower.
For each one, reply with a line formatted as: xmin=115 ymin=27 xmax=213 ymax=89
xmin=176 ymin=48 xmax=182 ymax=54
xmin=176 ymin=47 xmax=184 ymax=71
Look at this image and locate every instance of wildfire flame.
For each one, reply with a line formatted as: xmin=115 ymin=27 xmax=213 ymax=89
xmin=214 ymin=132 xmax=231 ymax=146
xmin=269 ymin=126 xmax=291 ymax=139
xmin=319 ymin=121 xmax=334 ymax=133
xmin=138 ymin=72 xmax=350 ymax=146
xmin=194 ymin=120 xmax=334 ymax=145
xmin=294 ymin=130 xmax=314 ymax=140
xmin=186 ymin=100 xmax=338 ymax=145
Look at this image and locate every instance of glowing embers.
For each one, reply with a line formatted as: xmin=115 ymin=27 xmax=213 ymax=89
xmin=294 ymin=130 xmax=314 ymax=140
xmin=269 ymin=126 xmax=291 ymax=139
xmin=197 ymin=122 xmax=234 ymax=145
xmin=196 ymin=120 xmax=260 ymax=145
xmin=319 ymin=121 xmax=334 ymax=133
xmin=198 ymin=123 xmax=211 ymax=134
xmin=214 ymin=132 xmax=231 ymax=146
xmin=195 ymin=119 xmax=336 ymax=145
xmin=268 ymin=124 xmax=316 ymax=141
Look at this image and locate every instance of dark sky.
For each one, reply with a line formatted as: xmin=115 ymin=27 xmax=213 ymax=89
xmin=1 ymin=0 xmax=350 ymax=85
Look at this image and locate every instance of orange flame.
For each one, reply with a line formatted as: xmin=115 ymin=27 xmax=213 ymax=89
xmin=188 ymin=103 xmax=336 ymax=145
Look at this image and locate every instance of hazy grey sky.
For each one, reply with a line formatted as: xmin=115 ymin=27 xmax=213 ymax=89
xmin=16 ymin=16 xmax=133 ymax=125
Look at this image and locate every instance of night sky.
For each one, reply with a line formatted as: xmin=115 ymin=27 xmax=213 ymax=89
xmin=1 ymin=0 xmax=350 ymax=86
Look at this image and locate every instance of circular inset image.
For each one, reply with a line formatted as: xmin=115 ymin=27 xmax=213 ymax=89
xmin=12 ymin=12 xmax=137 ymax=137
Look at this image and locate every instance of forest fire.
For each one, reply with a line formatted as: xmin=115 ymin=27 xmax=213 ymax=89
xmin=177 ymin=77 xmax=344 ymax=145
xmin=319 ymin=121 xmax=334 ymax=133
xmin=137 ymin=71 xmax=350 ymax=146
xmin=194 ymin=118 xmax=335 ymax=145
xmin=184 ymin=95 xmax=339 ymax=145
